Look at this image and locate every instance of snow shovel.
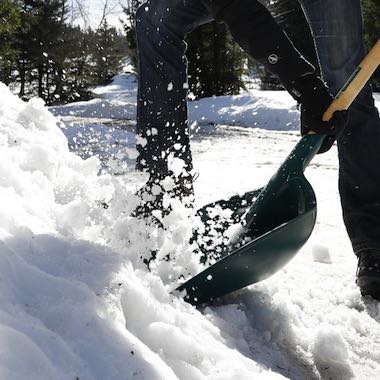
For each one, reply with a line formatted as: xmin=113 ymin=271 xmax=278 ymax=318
xmin=178 ymin=39 xmax=380 ymax=305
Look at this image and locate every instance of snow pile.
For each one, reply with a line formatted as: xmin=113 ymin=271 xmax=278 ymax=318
xmin=121 ymin=270 xmax=286 ymax=380
xmin=50 ymin=74 xmax=299 ymax=131
xmin=0 ymin=83 xmax=97 ymax=238
xmin=0 ymin=83 xmax=286 ymax=379
xmin=0 ymin=82 xmax=177 ymax=379
xmin=50 ymin=74 xmax=137 ymax=120
xmin=189 ymin=91 xmax=299 ymax=130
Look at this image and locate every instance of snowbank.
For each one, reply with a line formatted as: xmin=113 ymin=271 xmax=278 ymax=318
xmin=0 ymin=83 xmax=288 ymax=379
xmin=50 ymin=74 xmax=299 ymax=131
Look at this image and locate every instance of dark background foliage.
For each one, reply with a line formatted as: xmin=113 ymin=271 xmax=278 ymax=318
xmin=1 ymin=0 xmax=379 ymax=105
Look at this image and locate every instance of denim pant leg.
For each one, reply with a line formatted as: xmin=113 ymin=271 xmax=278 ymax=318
xmin=300 ymin=0 xmax=380 ymax=253
xmin=135 ymin=0 xmax=212 ymax=174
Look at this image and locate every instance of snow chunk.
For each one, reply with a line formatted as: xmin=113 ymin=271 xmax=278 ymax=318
xmin=136 ymin=135 xmax=147 ymax=147
xmin=312 ymin=244 xmax=332 ymax=264
xmin=168 ymin=155 xmax=187 ymax=177
xmin=312 ymin=327 xmax=349 ymax=362
xmin=311 ymin=327 xmax=353 ymax=379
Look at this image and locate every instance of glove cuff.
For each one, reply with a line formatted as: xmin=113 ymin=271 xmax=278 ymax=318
xmin=284 ymin=73 xmax=333 ymax=107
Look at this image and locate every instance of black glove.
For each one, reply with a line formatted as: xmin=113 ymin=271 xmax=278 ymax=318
xmin=287 ymin=74 xmax=348 ymax=154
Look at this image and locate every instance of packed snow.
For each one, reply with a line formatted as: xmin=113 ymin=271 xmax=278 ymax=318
xmin=1 ymin=71 xmax=380 ymax=380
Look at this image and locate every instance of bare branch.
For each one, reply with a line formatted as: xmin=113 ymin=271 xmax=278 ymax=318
xmin=71 ymin=0 xmax=90 ymax=28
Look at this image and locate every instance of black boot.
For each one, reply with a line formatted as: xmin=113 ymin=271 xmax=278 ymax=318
xmin=356 ymin=249 xmax=380 ymax=300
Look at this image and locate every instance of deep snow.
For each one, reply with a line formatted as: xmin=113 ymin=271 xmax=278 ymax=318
xmin=1 ymin=72 xmax=380 ymax=380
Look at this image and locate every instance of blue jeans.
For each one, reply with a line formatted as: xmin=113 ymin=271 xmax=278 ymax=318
xmin=135 ymin=0 xmax=212 ymax=174
xmin=136 ymin=0 xmax=380 ymax=253
xmin=301 ymin=0 xmax=380 ymax=253
xmin=135 ymin=0 xmax=312 ymax=172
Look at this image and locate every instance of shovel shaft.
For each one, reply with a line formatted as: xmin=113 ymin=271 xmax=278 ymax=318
xmin=323 ymin=39 xmax=380 ymax=121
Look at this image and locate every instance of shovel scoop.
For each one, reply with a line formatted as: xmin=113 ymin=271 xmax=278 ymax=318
xmin=177 ymin=39 xmax=380 ymax=305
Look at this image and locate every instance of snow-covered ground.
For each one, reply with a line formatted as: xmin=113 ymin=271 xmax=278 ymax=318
xmin=1 ymin=73 xmax=380 ymax=380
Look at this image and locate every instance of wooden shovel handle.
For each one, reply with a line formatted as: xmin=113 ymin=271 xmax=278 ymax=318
xmin=323 ymin=39 xmax=380 ymax=121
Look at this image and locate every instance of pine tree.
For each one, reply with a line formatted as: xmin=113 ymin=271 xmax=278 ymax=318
xmin=186 ymin=22 xmax=247 ymax=99
xmin=93 ymin=21 xmax=125 ymax=85
xmin=31 ymin=0 xmax=68 ymax=99
xmin=122 ymin=0 xmax=142 ymax=67
xmin=0 ymin=0 xmax=21 ymax=85
xmin=49 ymin=25 xmax=94 ymax=104
xmin=13 ymin=0 xmax=99 ymax=104
xmin=3 ymin=1 xmax=131 ymax=104
xmin=13 ymin=0 xmax=69 ymax=100
xmin=13 ymin=0 xmax=33 ymax=97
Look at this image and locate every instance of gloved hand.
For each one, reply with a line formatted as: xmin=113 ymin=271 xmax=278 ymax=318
xmin=287 ymin=74 xmax=348 ymax=154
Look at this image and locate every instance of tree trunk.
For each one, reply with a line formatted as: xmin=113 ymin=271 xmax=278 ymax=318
xmin=38 ymin=64 xmax=44 ymax=98
xmin=18 ymin=59 xmax=26 ymax=98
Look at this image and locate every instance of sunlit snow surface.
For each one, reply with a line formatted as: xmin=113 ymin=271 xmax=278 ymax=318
xmin=0 ymin=76 xmax=379 ymax=379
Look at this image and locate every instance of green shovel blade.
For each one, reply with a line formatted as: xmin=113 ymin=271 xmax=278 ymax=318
xmin=178 ymin=207 xmax=316 ymax=304
xmin=177 ymin=134 xmax=325 ymax=304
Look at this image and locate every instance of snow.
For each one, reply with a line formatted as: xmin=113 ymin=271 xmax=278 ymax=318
xmin=50 ymin=73 xmax=299 ymax=131
xmin=311 ymin=326 xmax=352 ymax=379
xmin=311 ymin=244 xmax=332 ymax=264
xmin=1 ymin=74 xmax=380 ymax=379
